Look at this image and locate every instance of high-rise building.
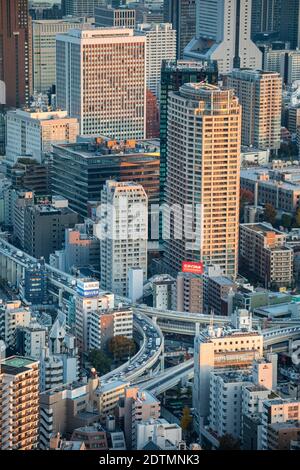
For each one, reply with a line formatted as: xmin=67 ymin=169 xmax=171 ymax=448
xmin=159 ymin=60 xmax=218 ymax=213
xmin=251 ymin=0 xmax=282 ymax=38
xmin=0 ymin=0 xmax=31 ymax=107
xmin=52 ymin=138 xmax=160 ymax=217
xmin=0 ymin=356 xmax=39 ymax=450
xmin=62 ymin=0 xmax=103 ymax=17
xmin=100 ymin=181 xmax=148 ymax=297
xmin=184 ymin=0 xmax=262 ymax=74
xmin=32 ymin=18 xmax=93 ymax=93
xmin=227 ymin=69 xmax=282 ymax=151
xmin=279 ymin=0 xmax=300 ymax=50
xmin=163 ymin=83 xmax=241 ymax=278
xmin=23 ymin=203 xmax=79 ymax=261
xmin=95 ymin=5 xmax=136 ymax=28
xmin=0 ymin=300 xmax=31 ymax=348
xmin=163 ymin=0 xmax=196 ymax=59
xmin=56 ymin=28 xmax=146 ymax=139
xmin=193 ymin=315 xmax=264 ymax=435
xmin=136 ymin=23 xmax=176 ymax=100
xmin=6 ymin=109 xmax=79 ymax=165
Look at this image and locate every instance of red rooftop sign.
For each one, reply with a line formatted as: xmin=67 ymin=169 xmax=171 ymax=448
xmin=182 ymin=261 xmax=204 ymax=275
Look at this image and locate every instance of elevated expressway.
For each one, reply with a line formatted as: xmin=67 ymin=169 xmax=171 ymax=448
xmin=1 ymin=238 xmax=300 ymax=393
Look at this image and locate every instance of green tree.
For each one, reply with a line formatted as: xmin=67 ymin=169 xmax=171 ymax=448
xmin=108 ymin=336 xmax=136 ymax=361
xmin=180 ymin=407 xmax=193 ymax=434
xmin=263 ymin=203 xmax=277 ymax=226
xmin=239 ymin=189 xmax=254 ymax=221
xmin=88 ymin=349 xmax=112 ymax=375
xmin=218 ymin=434 xmax=241 ymax=450
xmin=281 ymin=213 xmax=293 ymax=229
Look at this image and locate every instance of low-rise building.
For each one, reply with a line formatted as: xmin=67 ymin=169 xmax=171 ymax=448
xmin=239 ymin=223 xmax=293 ymax=290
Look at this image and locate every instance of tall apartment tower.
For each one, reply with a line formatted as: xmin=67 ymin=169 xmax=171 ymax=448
xmin=136 ymin=23 xmax=176 ymax=100
xmin=0 ymin=356 xmax=39 ymax=450
xmin=163 ymin=83 xmax=241 ymax=278
xmin=159 ymin=60 xmax=218 ymax=215
xmin=0 ymin=0 xmax=31 ymax=107
xmin=184 ymin=0 xmax=262 ymax=74
xmin=227 ymin=69 xmax=282 ymax=151
xmin=251 ymin=0 xmax=282 ymax=38
xmin=100 ymin=181 xmax=148 ymax=297
xmin=163 ymin=0 xmax=196 ymax=59
xmin=56 ymin=29 xmax=146 ymax=139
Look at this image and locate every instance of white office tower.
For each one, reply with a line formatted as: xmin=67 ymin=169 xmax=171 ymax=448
xmin=56 ymin=28 xmax=146 ymax=139
xmin=75 ymin=279 xmax=114 ymax=352
xmin=136 ymin=23 xmax=176 ymax=99
xmin=99 ymin=181 xmax=148 ymax=297
xmin=184 ymin=0 xmax=262 ymax=74
xmin=193 ymin=324 xmax=263 ymax=438
xmin=128 ymin=267 xmax=144 ymax=303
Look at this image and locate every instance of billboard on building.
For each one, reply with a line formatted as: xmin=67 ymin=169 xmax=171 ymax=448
xmin=181 ymin=261 xmax=204 ymax=275
xmin=76 ymin=279 xmax=99 ymax=297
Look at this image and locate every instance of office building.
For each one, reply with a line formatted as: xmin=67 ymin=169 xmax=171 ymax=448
xmin=193 ymin=313 xmax=263 ymax=430
xmin=74 ymin=279 xmax=114 ymax=352
xmin=239 ymin=223 xmax=293 ymax=290
xmin=159 ymin=60 xmax=218 ymax=209
xmin=227 ymin=69 xmax=282 ymax=151
xmin=184 ymin=0 xmax=262 ymax=74
xmin=146 ymin=89 xmax=160 ymax=138
xmin=19 ymin=260 xmax=48 ymax=305
xmin=71 ymin=425 xmax=108 ymax=450
xmin=87 ymin=306 xmax=133 ymax=352
xmin=32 ymin=18 xmax=93 ymax=93
xmin=16 ymin=321 xmax=47 ymax=358
xmin=40 ymin=376 xmax=101 ymax=449
xmin=0 ymin=0 xmax=31 ymax=107
xmin=0 ymin=356 xmax=39 ymax=450
xmin=23 ymin=203 xmax=79 ymax=261
xmin=204 ymin=273 xmax=237 ymax=316
xmin=261 ymin=399 xmax=300 ymax=450
xmin=279 ymin=0 xmax=300 ymax=50
xmin=163 ymin=0 xmax=196 ymax=59
xmin=209 ymin=369 xmax=252 ymax=440
xmin=118 ymin=387 xmax=160 ymax=449
xmin=136 ymin=23 xmax=176 ymax=99
xmin=176 ymin=271 xmax=203 ymax=313
xmin=0 ymin=300 xmax=31 ymax=348
xmin=240 ymin=167 xmax=300 ymax=213
xmin=240 ymin=147 xmax=270 ymax=167
xmin=251 ymin=0 xmax=281 ymax=38
xmin=128 ymin=267 xmax=144 ymax=303
xmin=62 ymin=223 xmax=100 ymax=274
xmin=95 ymin=5 xmax=136 ymax=28
xmin=62 ymin=0 xmax=103 ymax=17
xmin=163 ymin=83 xmax=241 ymax=278
xmin=52 ymin=138 xmax=160 ymax=217
xmin=6 ymin=109 xmax=79 ymax=165
xmin=7 ymin=159 xmax=51 ymax=195
xmin=100 ymin=181 xmax=148 ymax=297
xmin=263 ymin=49 xmax=300 ymax=85
xmin=56 ymin=28 xmax=146 ymax=139
xmin=136 ymin=418 xmax=182 ymax=450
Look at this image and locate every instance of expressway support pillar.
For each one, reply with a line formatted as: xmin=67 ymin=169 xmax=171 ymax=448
xmin=289 ymin=339 xmax=294 ymax=356
xmin=58 ymin=288 xmax=63 ymax=307
xmin=152 ymin=316 xmax=157 ymax=324
xmin=160 ymin=354 xmax=164 ymax=372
